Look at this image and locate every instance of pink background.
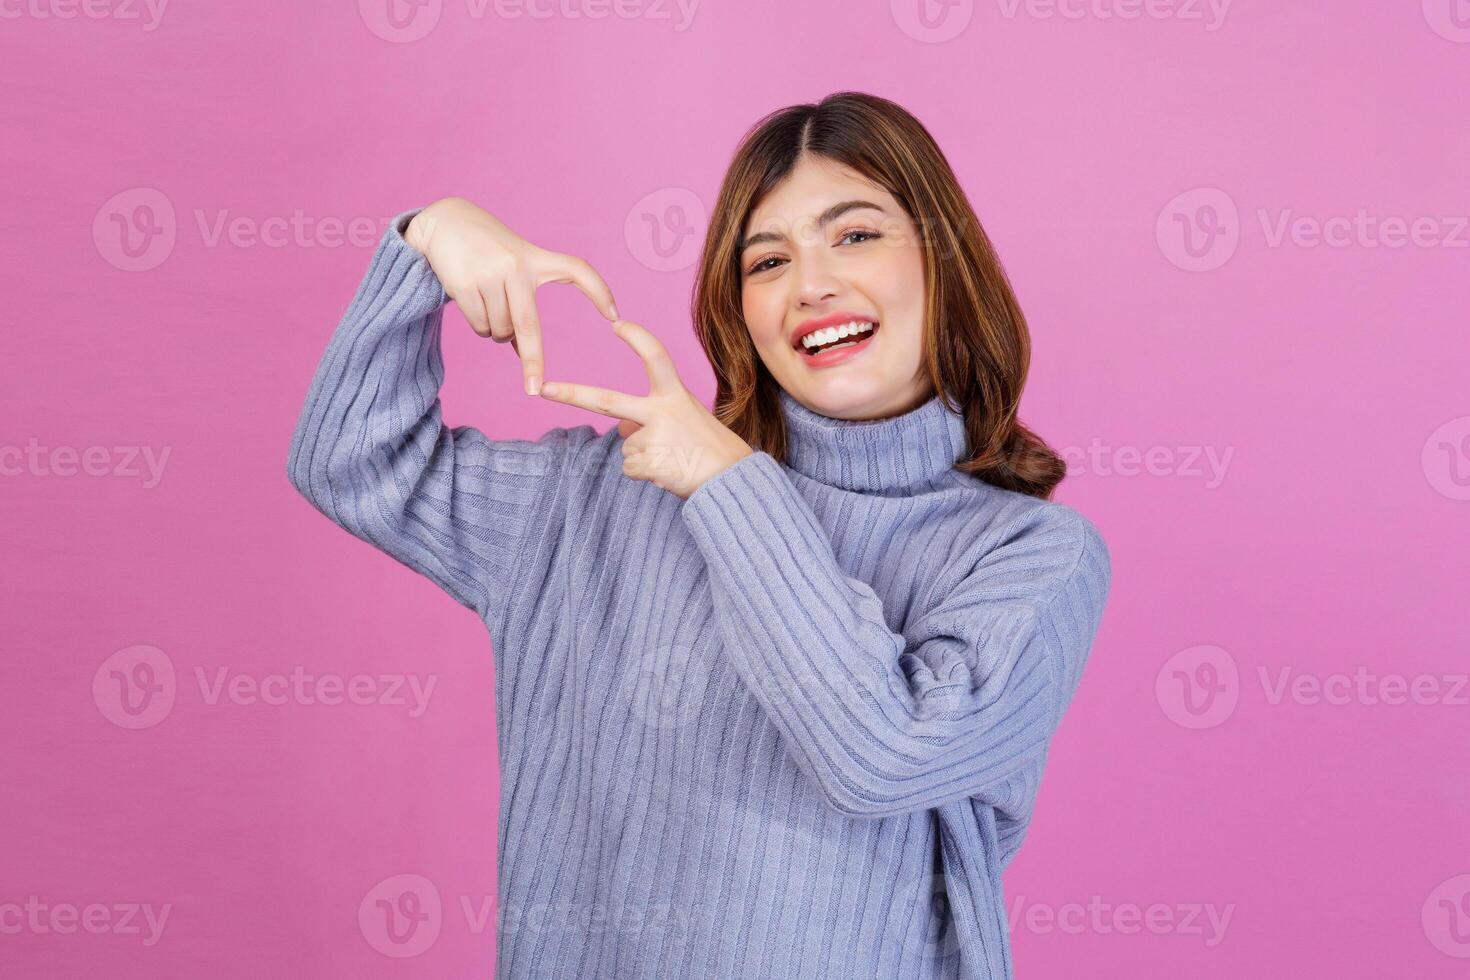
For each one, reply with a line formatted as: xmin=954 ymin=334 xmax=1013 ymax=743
xmin=4 ymin=1 xmax=1469 ymax=976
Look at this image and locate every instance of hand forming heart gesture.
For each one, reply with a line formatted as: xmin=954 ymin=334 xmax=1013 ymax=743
xmin=538 ymin=319 xmax=755 ymax=500
xmin=405 ymin=197 xmax=752 ymax=498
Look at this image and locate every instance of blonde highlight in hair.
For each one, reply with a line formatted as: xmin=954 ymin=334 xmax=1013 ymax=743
xmin=689 ymin=91 xmax=1067 ymax=499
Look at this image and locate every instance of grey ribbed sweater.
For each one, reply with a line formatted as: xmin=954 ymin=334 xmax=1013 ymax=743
xmin=287 ymin=209 xmax=1112 ymax=980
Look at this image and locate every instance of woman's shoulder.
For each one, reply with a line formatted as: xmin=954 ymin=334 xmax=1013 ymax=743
xmin=944 ymin=472 xmax=1111 ymax=584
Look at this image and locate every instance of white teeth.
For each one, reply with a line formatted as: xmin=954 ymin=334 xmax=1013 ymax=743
xmin=801 ymin=320 xmax=875 ymax=350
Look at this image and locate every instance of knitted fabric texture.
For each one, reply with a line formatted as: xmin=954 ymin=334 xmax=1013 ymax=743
xmin=287 ymin=209 xmax=1112 ymax=980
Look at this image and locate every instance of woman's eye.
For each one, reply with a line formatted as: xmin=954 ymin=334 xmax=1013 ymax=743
xmin=745 ymin=230 xmax=880 ymax=275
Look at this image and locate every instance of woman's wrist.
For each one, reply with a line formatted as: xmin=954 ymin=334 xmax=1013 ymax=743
xmin=404 ymin=197 xmax=468 ymax=257
xmin=403 ymin=203 xmax=439 ymax=257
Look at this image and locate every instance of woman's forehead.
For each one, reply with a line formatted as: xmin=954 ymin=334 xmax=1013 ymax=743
xmin=743 ymin=172 xmax=898 ymax=239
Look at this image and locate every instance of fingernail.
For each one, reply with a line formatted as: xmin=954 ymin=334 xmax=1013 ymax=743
xmin=540 ymin=382 xmax=560 ymax=397
xmin=526 ymin=375 xmax=540 ymax=396
xmin=609 ymin=305 xmax=619 ymax=320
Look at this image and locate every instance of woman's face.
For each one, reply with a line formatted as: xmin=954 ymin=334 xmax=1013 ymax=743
xmin=739 ymin=154 xmax=931 ymax=421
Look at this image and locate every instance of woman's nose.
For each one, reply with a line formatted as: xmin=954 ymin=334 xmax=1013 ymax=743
xmin=794 ymin=259 xmax=843 ymax=308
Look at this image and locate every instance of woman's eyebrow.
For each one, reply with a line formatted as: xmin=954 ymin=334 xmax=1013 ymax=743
xmin=739 ymin=200 xmax=886 ymax=251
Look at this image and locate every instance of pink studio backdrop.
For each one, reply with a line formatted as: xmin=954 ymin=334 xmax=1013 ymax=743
xmin=3 ymin=2 xmax=1467 ymax=977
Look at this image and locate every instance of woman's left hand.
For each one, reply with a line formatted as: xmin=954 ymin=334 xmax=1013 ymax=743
xmin=537 ymin=319 xmax=754 ymax=499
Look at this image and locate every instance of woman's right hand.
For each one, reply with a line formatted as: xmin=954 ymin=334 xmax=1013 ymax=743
xmin=404 ymin=196 xmax=620 ymax=395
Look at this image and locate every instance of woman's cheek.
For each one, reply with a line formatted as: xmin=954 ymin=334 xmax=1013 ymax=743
xmin=742 ymin=298 xmax=784 ymax=351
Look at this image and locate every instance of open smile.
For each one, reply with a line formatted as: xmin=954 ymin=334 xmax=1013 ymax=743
xmin=790 ymin=315 xmax=880 ymax=367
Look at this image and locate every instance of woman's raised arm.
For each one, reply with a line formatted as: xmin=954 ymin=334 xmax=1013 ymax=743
xmin=286 ymin=198 xmax=618 ymax=625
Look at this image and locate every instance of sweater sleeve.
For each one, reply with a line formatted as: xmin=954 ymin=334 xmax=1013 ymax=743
xmin=679 ymin=451 xmax=1111 ymax=820
xmin=286 ymin=208 xmax=576 ymax=625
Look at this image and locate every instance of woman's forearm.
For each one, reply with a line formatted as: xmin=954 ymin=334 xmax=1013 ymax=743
xmin=286 ymin=209 xmax=578 ymax=623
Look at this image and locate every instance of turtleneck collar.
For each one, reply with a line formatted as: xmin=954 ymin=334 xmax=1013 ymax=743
xmin=775 ymin=388 xmax=969 ymax=493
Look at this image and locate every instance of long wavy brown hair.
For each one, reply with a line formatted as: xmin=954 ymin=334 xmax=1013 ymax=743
xmin=689 ymin=91 xmax=1067 ymax=499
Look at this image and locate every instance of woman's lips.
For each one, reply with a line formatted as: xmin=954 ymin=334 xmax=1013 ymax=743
xmin=797 ymin=324 xmax=878 ymax=368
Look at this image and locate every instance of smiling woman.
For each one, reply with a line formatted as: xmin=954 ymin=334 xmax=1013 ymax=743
xmin=733 ymin=164 xmax=931 ymax=421
xmin=287 ymin=90 xmax=1110 ymax=979
xmin=694 ymin=93 xmax=1067 ymax=499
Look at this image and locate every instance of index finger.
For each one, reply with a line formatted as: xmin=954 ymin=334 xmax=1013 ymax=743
xmin=609 ymin=319 xmax=683 ymax=395
xmin=506 ymin=278 xmax=544 ymax=395
xmin=538 ymin=252 xmax=619 ymax=321
xmin=538 ymin=380 xmax=649 ymax=424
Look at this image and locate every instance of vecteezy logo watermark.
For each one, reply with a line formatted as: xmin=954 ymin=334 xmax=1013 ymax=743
xmin=493 ymin=894 xmax=697 ymax=943
xmin=994 ymin=0 xmax=1231 ymax=31
xmin=357 ymin=0 xmax=441 ymax=41
xmin=887 ymin=871 xmax=963 ymax=965
xmin=93 ymin=188 xmax=176 ymax=272
xmin=360 ymin=874 xmax=443 ymax=958
xmin=358 ymin=0 xmax=700 ymax=42
xmin=0 ymin=439 xmax=171 ymax=487
xmin=1158 ymin=187 xmax=1470 ymax=270
xmin=93 ymin=645 xmax=177 ymax=730
xmin=1423 ymin=874 xmax=1470 ymax=958
xmin=1422 ymin=0 xmax=1470 ymax=43
xmin=617 ymin=640 xmax=713 ymax=731
xmin=1155 ymin=644 xmax=1239 ymax=729
xmin=0 ymin=896 xmax=172 ymax=946
xmin=1257 ymin=209 xmax=1470 ymax=250
xmin=1059 ymin=439 xmax=1235 ymax=489
xmin=1256 ymin=667 xmax=1470 ymax=709
xmin=1422 ymin=416 xmax=1470 ymax=501
xmin=892 ymin=0 xmax=1230 ymax=41
xmin=93 ymin=188 xmax=399 ymax=271
xmin=1156 ymin=188 xmax=1240 ymax=272
xmin=362 ymin=872 xmax=701 ymax=952
xmin=193 ymin=666 xmax=438 ymax=717
xmin=1007 ymin=895 xmax=1234 ymax=947
xmin=0 ymin=0 xmax=168 ymax=30
xmin=890 ymin=0 xmax=975 ymax=43
xmin=92 ymin=645 xmax=439 ymax=729
xmin=1156 ymin=645 xmax=1470 ymax=730
xmin=624 ymin=187 xmax=707 ymax=272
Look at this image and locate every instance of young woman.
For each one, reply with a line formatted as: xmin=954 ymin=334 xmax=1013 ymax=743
xmin=288 ymin=91 xmax=1111 ymax=980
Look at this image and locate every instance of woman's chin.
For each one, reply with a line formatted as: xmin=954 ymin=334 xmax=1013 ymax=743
xmin=782 ymin=376 xmax=905 ymax=421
